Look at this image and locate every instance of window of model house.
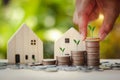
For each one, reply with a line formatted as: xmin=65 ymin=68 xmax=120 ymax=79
xmin=65 ymin=38 xmax=70 ymax=43
xmin=31 ymin=40 xmax=36 ymax=45
xmin=32 ymin=55 xmax=35 ymax=60
xmin=25 ymin=55 xmax=28 ymax=60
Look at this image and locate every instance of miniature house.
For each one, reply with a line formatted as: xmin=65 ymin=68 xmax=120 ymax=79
xmin=54 ymin=27 xmax=86 ymax=58
xmin=7 ymin=24 xmax=43 ymax=64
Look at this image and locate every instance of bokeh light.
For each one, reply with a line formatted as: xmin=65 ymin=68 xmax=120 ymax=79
xmin=98 ymin=14 xmax=104 ymax=21
xmin=44 ymin=29 xmax=62 ymax=41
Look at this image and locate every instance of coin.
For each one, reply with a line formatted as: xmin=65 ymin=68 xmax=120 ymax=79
xmin=56 ymin=55 xmax=70 ymax=62
xmin=87 ymin=54 xmax=99 ymax=59
xmin=86 ymin=41 xmax=99 ymax=48
xmin=58 ymin=62 xmax=70 ymax=66
xmin=45 ymin=67 xmax=58 ymax=72
xmin=71 ymin=56 xmax=84 ymax=61
xmin=42 ymin=59 xmax=56 ymax=65
xmin=86 ymin=47 xmax=99 ymax=53
xmin=71 ymin=51 xmax=85 ymax=57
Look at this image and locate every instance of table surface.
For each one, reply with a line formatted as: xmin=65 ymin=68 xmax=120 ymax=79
xmin=0 ymin=59 xmax=120 ymax=80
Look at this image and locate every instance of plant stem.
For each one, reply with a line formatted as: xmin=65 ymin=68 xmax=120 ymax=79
xmin=76 ymin=45 xmax=78 ymax=51
xmin=92 ymin=31 xmax=93 ymax=38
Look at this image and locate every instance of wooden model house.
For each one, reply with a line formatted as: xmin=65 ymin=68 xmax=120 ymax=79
xmin=54 ymin=27 xmax=86 ymax=58
xmin=7 ymin=24 xmax=43 ymax=64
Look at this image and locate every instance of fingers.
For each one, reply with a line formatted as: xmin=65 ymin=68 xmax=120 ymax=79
xmin=97 ymin=0 xmax=120 ymax=40
xmin=73 ymin=9 xmax=89 ymax=40
xmin=99 ymin=12 xmax=119 ymax=40
xmin=78 ymin=14 xmax=89 ymax=40
xmin=74 ymin=0 xmax=120 ymax=41
xmin=74 ymin=0 xmax=96 ymax=40
xmin=88 ymin=4 xmax=99 ymax=21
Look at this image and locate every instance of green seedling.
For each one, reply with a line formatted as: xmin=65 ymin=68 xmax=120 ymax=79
xmin=88 ymin=25 xmax=96 ymax=38
xmin=73 ymin=39 xmax=80 ymax=51
xmin=59 ymin=47 xmax=65 ymax=55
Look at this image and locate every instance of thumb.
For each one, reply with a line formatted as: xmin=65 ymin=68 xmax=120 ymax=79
xmin=99 ymin=13 xmax=119 ymax=40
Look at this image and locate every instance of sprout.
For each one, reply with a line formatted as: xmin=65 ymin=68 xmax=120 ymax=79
xmin=73 ymin=39 xmax=80 ymax=51
xmin=73 ymin=39 xmax=80 ymax=45
xmin=59 ymin=47 xmax=65 ymax=55
xmin=88 ymin=25 xmax=96 ymax=38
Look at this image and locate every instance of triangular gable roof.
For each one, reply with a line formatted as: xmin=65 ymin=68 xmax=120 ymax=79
xmin=55 ymin=27 xmax=81 ymax=42
xmin=8 ymin=24 xmax=42 ymax=44
xmin=64 ymin=27 xmax=80 ymax=35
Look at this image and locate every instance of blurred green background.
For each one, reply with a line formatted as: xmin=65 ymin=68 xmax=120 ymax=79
xmin=0 ymin=0 xmax=120 ymax=59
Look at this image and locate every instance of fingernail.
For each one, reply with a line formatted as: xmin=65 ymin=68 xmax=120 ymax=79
xmin=99 ymin=32 xmax=107 ymax=40
xmin=81 ymin=33 xmax=85 ymax=41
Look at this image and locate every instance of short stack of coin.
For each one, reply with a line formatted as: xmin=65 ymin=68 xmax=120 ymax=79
xmin=86 ymin=38 xmax=100 ymax=67
xmin=42 ymin=59 xmax=56 ymax=65
xmin=56 ymin=55 xmax=70 ymax=66
xmin=71 ymin=51 xmax=85 ymax=66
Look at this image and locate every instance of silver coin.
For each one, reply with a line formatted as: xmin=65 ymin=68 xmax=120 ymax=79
xmin=64 ymin=67 xmax=78 ymax=71
xmin=45 ymin=67 xmax=58 ymax=72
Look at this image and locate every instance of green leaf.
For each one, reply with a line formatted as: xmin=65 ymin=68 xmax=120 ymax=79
xmin=77 ymin=40 xmax=80 ymax=45
xmin=88 ymin=25 xmax=91 ymax=30
xmin=73 ymin=39 xmax=77 ymax=43
xmin=59 ymin=47 xmax=65 ymax=52
xmin=73 ymin=39 xmax=80 ymax=45
xmin=60 ymin=47 xmax=62 ymax=51
xmin=92 ymin=26 xmax=95 ymax=32
xmin=88 ymin=25 xmax=96 ymax=37
xmin=63 ymin=48 xmax=65 ymax=52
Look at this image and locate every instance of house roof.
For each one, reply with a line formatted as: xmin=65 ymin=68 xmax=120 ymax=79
xmin=55 ymin=27 xmax=81 ymax=42
xmin=64 ymin=27 xmax=80 ymax=35
xmin=8 ymin=24 xmax=42 ymax=44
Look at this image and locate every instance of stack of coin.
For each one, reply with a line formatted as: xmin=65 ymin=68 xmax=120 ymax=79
xmin=42 ymin=59 xmax=56 ymax=65
xmin=86 ymin=38 xmax=100 ymax=67
xmin=56 ymin=55 xmax=70 ymax=66
xmin=71 ymin=51 xmax=85 ymax=66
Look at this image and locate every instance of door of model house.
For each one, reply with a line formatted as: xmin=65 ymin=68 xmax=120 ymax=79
xmin=15 ymin=54 xmax=20 ymax=64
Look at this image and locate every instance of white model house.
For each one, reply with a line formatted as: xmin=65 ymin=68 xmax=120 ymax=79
xmin=54 ymin=27 xmax=86 ymax=58
xmin=7 ymin=24 xmax=43 ymax=64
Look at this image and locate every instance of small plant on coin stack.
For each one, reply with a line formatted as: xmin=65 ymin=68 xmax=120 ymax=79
xmin=57 ymin=47 xmax=70 ymax=66
xmin=71 ymin=39 xmax=85 ymax=66
xmin=86 ymin=25 xmax=100 ymax=67
xmin=88 ymin=25 xmax=96 ymax=38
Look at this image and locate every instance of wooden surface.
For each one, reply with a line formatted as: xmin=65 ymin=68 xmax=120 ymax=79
xmin=0 ymin=59 xmax=120 ymax=80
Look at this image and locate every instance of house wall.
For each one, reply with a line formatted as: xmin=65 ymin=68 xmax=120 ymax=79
xmin=54 ymin=28 xmax=86 ymax=59
xmin=16 ymin=26 xmax=24 ymax=63
xmin=28 ymin=26 xmax=43 ymax=63
xmin=7 ymin=24 xmax=43 ymax=64
xmin=7 ymin=37 xmax=16 ymax=64
xmin=23 ymin=25 xmax=29 ymax=63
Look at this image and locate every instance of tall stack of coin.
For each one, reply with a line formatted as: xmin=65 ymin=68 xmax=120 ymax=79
xmin=85 ymin=38 xmax=100 ymax=67
xmin=56 ymin=55 xmax=70 ymax=66
xmin=71 ymin=51 xmax=85 ymax=66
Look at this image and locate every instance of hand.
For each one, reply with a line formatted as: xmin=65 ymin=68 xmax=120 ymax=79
xmin=73 ymin=0 xmax=120 ymax=40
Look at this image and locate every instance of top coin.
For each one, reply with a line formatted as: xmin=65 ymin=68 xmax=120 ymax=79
xmin=85 ymin=37 xmax=100 ymax=42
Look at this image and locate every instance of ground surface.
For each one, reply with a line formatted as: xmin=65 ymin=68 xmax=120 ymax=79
xmin=0 ymin=59 xmax=120 ymax=80
xmin=0 ymin=68 xmax=120 ymax=80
